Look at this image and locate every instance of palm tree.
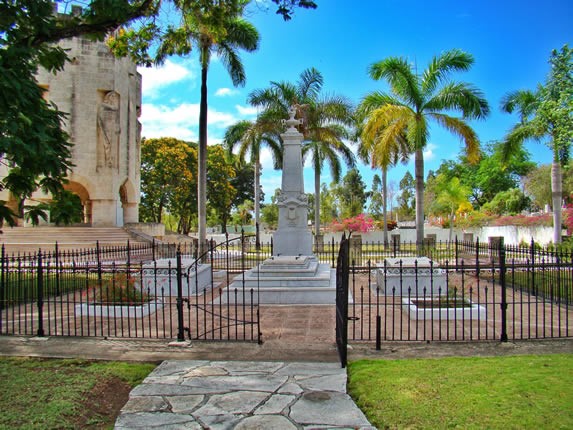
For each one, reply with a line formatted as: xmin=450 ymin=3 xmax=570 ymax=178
xmin=359 ymin=49 xmax=489 ymax=245
xmin=357 ymin=129 xmax=409 ymax=247
xmin=501 ymin=46 xmax=573 ymax=244
xmin=249 ymin=68 xmax=355 ymax=238
xmin=224 ymin=119 xmax=282 ymax=247
xmin=156 ymin=0 xmax=259 ymax=255
xmin=431 ymin=175 xmax=471 ymax=243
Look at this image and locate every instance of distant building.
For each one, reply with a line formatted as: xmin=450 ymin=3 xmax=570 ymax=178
xmin=0 ymin=14 xmax=141 ymax=227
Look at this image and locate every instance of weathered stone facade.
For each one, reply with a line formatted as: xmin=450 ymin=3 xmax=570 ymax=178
xmin=1 ymin=32 xmax=141 ymax=227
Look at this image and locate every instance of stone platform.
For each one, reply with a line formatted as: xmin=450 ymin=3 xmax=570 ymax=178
xmin=141 ymin=259 xmax=212 ymax=295
xmin=376 ymin=256 xmax=447 ymax=296
xmin=220 ymin=256 xmax=335 ymax=304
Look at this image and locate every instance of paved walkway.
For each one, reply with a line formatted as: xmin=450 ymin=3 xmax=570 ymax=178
xmin=115 ymin=360 xmax=374 ymax=429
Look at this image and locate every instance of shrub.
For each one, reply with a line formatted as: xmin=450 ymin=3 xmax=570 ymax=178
xmin=84 ymin=274 xmax=152 ymax=305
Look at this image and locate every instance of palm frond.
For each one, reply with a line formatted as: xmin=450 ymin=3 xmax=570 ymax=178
xmin=500 ymin=89 xmax=539 ymax=121
xmin=298 ymin=67 xmax=323 ymax=100
xmin=426 ymin=82 xmax=490 ymax=119
xmin=421 ymin=49 xmax=474 ymax=94
xmin=369 ymin=57 xmax=422 ymax=108
xmin=430 ymin=113 xmax=480 ymax=163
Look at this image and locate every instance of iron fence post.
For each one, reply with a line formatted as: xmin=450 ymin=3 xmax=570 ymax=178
xmin=96 ymin=240 xmax=102 ymax=285
xmin=455 ymin=237 xmax=459 ymax=268
xmin=37 ymin=250 xmax=45 ymax=337
xmin=375 ymin=315 xmax=381 ymax=350
xmin=0 ymin=245 xmax=5 ymax=329
xmin=530 ymin=237 xmax=536 ymax=296
xmin=499 ymin=238 xmax=508 ymax=342
xmin=176 ymin=248 xmax=185 ymax=342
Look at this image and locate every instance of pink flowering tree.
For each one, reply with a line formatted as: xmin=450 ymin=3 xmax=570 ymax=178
xmin=330 ymin=213 xmax=374 ymax=234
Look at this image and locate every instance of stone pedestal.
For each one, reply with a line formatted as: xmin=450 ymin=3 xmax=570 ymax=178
xmin=220 ymin=108 xmax=332 ymax=304
xmin=141 ymin=258 xmax=212 ymax=296
xmin=220 ymin=256 xmax=335 ymax=304
xmin=272 ymin=110 xmax=312 ymax=256
xmin=376 ymin=257 xmax=446 ymax=296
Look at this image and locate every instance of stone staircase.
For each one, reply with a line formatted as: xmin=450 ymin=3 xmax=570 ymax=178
xmin=0 ymin=226 xmax=148 ymax=254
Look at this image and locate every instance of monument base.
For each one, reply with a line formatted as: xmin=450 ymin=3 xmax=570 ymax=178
xmin=272 ymin=228 xmax=313 ymax=257
xmin=218 ymin=255 xmax=335 ymax=304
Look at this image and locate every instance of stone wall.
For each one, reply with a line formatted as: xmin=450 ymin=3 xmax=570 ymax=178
xmin=0 ymin=28 xmax=141 ymax=227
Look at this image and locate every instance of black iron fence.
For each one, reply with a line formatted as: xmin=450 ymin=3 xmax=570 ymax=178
xmin=346 ymin=238 xmax=572 ymax=344
xmin=0 ymin=234 xmax=571 ymax=344
xmin=0 ymin=235 xmax=262 ymax=342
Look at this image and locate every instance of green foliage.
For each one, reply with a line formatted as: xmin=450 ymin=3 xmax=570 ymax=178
xmin=247 ymin=67 xmax=355 ymax=235
xmin=397 ymin=171 xmax=415 ymax=218
xmin=348 ymin=355 xmax=573 ymax=430
xmin=433 ymin=141 xmax=535 ymax=208
xmin=207 ymin=145 xmax=238 ymax=232
xmin=140 ymin=137 xmax=197 ymax=229
xmin=525 ymin=163 xmax=573 ymax=209
xmin=359 ymin=48 xmax=490 ymax=242
xmin=482 ymin=188 xmax=531 ymax=215
xmin=333 ymin=168 xmax=368 ymax=219
xmin=49 ymin=190 xmax=84 ymax=225
xmin=319 ymin=183 xmax=339 ymax=224
xmin=86 ymin=273 xmax=153 ymax=305
xmin=0 ymin=0 xmax=161 ymax=227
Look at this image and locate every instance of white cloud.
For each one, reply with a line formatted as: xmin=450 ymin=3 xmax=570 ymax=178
xmin=138 ymin=59 xmax=196 ymax=99
xmin=235 ymin=105 xmax=258 ymax=117
xmin=215 ymin=87 xmax=239 ymax=97
xmin=423 ymin=142 xmax=437 ymax=161
xmin=140 ymin=102 xmax=240 ymax=142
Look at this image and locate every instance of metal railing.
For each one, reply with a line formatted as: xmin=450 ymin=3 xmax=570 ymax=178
xmin=1 ymin=235 xmax=571 ymax=344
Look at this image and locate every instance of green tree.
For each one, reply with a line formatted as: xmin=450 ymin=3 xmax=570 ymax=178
xmin=429 ymin=175 xmax=471 ymax=242
xmin=433 ymin=142 xmax=534 ymax=208
xmin=224 ymin=119 xmax=281 ymax=242
xmin=482 ymin=189 xmax=531 ymax=216
xmin=320 ymin=183 xmax=339 ymax=224
xmin=397 ymin=171 xmax=415 ymax=219
xmin=248 ymin=68 xmax=356 ymax=237
xmin=335 ymin=168 xmax=368 ymax=219
xmin=524 ymin=163 xmax=573 ymax=210
xmin=49 ymin=190 xmax=84 ymax=226
xmin=369 ymin=174 xmax=384 ymax=218
xmin=501 ymin=45 xmax=573 ymax=243
xmin=207 ymin=145 xmax=237 ymax=235
xmin=0 ymin=0 xmax=315 ymax=227
xmin=261 ymin=189 xmax=280 ymax=230
xmin=360 ymin=49 xmax=489 ymax=244
xmin=139 ymin=137 xmax=197 ymax=230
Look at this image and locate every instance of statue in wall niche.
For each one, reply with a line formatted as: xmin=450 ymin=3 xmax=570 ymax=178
xmin=97 ymin=90 xmax=120 ymax=169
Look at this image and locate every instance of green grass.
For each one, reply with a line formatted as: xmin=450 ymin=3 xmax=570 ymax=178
xmin=0 ymin=357 xmax=156 ymax=429
xmin=348 ymin=354 xmax=573 ymax=430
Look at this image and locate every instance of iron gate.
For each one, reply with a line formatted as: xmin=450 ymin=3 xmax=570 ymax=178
xmin=335 ymin=233 xmax=350 ymax=367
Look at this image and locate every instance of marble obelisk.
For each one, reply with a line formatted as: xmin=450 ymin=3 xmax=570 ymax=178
xmin=219 ymin=107 xmax=335 ymax=304
xmin=272 ymin=107 xmax=313 ymax=256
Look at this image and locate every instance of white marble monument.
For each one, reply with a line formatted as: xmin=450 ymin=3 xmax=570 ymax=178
xmin=222 ymin=107 xmax=335 ymax=304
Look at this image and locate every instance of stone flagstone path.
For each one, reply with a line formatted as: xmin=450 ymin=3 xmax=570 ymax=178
xmin=115 ymin=360 xmax=375 ymax=429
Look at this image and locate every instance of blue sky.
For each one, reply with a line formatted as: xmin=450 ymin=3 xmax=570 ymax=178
xmin=138 ymin=0 xmax=573 ymax=204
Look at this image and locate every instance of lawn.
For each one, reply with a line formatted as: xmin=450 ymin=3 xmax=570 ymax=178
xmin=0 ymin=357 xmax=156 ymax=429
xmin=348 ymin=354 xmax=573 ymax=430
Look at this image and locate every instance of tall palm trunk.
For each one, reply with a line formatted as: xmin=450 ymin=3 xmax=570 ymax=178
xmin=314 ymin=165 xmax=320 ymax=237
xmin=198 ymin=58 xmax=208 ymax=257
xmin=382 ymin=166 xmax=388 ymax=248
xmin=254 ymin=158 xmax=261 ymax=248
xmin=551 ymin=161 xmax=563 ymax=244
xmin=414 ymin=147 xmax=425 ymax=248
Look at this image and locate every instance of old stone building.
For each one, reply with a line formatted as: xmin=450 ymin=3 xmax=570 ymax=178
xmin=1 ymin=26 xmax=141 ymax=227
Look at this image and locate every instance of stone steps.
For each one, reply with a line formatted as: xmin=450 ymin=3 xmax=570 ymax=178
xmin=0 ymin=226 xmax=147 ymax=254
